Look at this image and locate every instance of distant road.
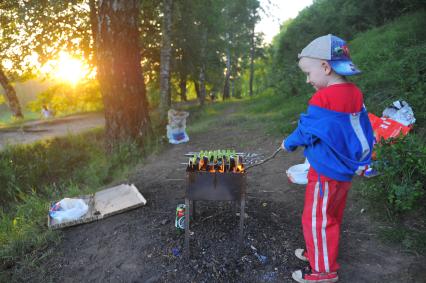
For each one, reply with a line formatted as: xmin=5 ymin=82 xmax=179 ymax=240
xmin=0 ymin=112 xmax=105 ymax=150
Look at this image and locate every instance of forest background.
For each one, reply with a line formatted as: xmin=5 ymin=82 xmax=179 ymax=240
xmin=0 ymin=0 xmax=425 ymax=279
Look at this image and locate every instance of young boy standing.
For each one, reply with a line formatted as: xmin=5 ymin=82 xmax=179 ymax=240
xmin=282 ymin=34 xmax=374 ymax=283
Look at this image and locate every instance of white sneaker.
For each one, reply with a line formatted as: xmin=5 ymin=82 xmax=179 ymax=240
xmin=295 ymin=248 xmax=309 ymax=262
xmin=292 ymin=267 xmax=338 ymax=283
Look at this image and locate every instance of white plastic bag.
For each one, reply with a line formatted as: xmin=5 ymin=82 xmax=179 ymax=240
xmin=49 ymin=198 xmax=89 ymax=224
xmin=382 ymin=100 xmax=415 ymax=126
xmin=167 ymin=125 xmax=189 ymax=144
xmin=167 ymin=109 xmax=189 ymax=144
xmin=286 ymin=159 xmax=310 ymax=185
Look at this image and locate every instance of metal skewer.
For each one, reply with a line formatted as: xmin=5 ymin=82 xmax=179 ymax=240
xmin=181 ymin=147 xmax=283 ymax=171
xmin=244 ymin=147 xmax=282 ymax=171
xmin=184 ymin=152 xmax=245 ymax=157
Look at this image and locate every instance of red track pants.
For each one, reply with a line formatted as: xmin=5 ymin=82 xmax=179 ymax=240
xmin=302 ymin=172 xmax=351 ymax=273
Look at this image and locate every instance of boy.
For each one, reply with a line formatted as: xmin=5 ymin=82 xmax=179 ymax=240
xmin=282 ymin=34 xmax=374 ymax=283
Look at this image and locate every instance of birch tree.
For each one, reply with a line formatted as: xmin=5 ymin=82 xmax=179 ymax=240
xmin=96 ymin=0 xmax=152 ymax=148
xmin=159 ymin=0 xmax=173 ymax=121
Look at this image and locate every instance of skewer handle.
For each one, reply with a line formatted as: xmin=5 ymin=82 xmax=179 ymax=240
xmin=244 ymin=147 xmax=282 ymax=171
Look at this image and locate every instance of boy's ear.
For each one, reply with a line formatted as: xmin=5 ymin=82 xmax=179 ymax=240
xmin=321 ymin=60 xmax=333 ymax=75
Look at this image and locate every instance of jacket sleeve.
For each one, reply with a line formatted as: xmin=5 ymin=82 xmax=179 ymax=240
xmin=283 ymin=125 xmax=318 ymax=152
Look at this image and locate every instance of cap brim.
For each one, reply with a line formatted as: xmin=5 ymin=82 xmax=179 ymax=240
xmin=329 ymin=60 xmax=361 ymax=76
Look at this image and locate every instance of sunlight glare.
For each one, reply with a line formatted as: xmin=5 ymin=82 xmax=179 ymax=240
xmin=54 ymin=53 xmax=87 ymax=84
xmin=49 ymin=52 xmax=91 ymax=84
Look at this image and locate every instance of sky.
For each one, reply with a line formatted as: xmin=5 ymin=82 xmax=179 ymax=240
xmin=256 ymin=0 xmax=314 ymax=43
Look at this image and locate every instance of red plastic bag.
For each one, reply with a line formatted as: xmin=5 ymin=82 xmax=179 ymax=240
xmin=368 ymin=113 xmax=412 ymax=141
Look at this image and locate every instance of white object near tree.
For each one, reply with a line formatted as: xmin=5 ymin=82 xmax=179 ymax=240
xmin=48 ymin=184 xmax=147 ymax=229
xmin=167 ymin=109 xmax=189 ymax=144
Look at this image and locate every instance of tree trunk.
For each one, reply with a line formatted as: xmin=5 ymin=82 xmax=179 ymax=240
xmin=223 ymin=47 xmax=231 ymax=101
xmin=0 ymin=67 xmax=23 ymax=119
xmin=96 ymin=0 xmax=151 ymax=149
xmin=88 ymin=0 xmax=98 ymax=65
xmin=198 ymin=30 xmax=207 ymax=107
xmin=199 ymin=65 xmax=206 ymax=107
xmin=231 ymin=79 xmax=235 ymax=98
xmin=159 ymin=0 xmax=173 ymax=120
xmin=179 ymin=72 xmax=187 ymax=101
xmin=193 ymin=80 xmax=200 ymax=100
xmin=249 ymin=23 xmax=255 ymax=97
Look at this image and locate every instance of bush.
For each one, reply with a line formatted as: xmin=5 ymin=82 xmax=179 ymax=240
xmin=0 ymin=133 xmax=101 ymax=207
xmin=362 ymin=134 xmax=426 ymax=215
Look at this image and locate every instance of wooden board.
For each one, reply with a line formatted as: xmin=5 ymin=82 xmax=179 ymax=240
xmin=48 ymin=184 xmax=146 ymax=230
xmin=94 ymin=184 xmax=147 ymax=217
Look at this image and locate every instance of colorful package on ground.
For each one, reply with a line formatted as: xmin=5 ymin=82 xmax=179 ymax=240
xmin=368 ymin=113 xmax=412 ymax=142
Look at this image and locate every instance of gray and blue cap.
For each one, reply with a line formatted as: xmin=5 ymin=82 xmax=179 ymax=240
xmin=298 ymin=34 xmax=361 ymax=76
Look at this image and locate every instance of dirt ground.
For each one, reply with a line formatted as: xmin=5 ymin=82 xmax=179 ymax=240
xmin=15 ymin=103 xmax=426 ymax=282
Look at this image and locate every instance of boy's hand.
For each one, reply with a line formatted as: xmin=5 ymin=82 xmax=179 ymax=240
xmin=281 ymin=139 xmax=288 ymax=152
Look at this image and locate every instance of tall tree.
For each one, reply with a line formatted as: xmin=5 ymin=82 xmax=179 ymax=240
xmin=248 ymin=2 xmax=260 ymax=96
xmin=223 ymin=33 xmax=231 ymax=100
xmin=159 ymin=0 xmax=173 ymax=121
xmin=96 ymin=0 xmax=151 ymax=148
xmin=0 ymin=67 xmax=23 ymax=118
xmin=172 ymin=0 xmax=198 ymax=102
xmin=88 ymin=0 xmax=98 ymax=64
xmin=0 ymin=1 xmax=25 ymax=118
xmin=221 ymin=0 xmax=260 ymax=99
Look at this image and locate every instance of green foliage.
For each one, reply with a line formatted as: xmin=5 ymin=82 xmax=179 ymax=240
xmin=350 ymin=11 xmax=426 ymax=125
xmin=269 ymin=0 xmax=425 ymax=99
xmin=0 ymin=130 xmax=145 ymax=272
xmin=0 ymin=1 xmax=92 ymax=78
xmin=362 ymin=135 xmax=426 ymax=214
xmin=171 ymin=0 xmax=261 ymax=101
xmin=0 ymin=129 xmax=144 ymax=209
xmin=27 ymin=80 xmax=103 ymax=116
xmin=0 ymin=193 xmax=59 ymax=269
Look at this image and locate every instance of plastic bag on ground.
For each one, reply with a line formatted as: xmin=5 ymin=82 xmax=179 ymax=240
xmin=382 ymin=100 xmax=416 ymax=126
xmin=167 ymin=109 xmax=189 ymax=144
xmin=368 ymin=113 xmax=412 ymax=141
xmin=49 ymin=198 xmax=89 ymax=224
xmin=286 ymin=159 xmax=310 ymax=185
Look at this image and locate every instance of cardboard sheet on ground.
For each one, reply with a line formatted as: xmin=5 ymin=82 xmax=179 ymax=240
xmin=48 ymin=184 xmax=146 ymax=230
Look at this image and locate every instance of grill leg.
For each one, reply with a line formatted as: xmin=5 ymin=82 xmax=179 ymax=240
xmin=185 ymin=197 xmax=190 ymax=257
xmin=239 ymin=195 xmax=245 ymax=248
xmin=192 ymin=200 xmax=196 ymax=220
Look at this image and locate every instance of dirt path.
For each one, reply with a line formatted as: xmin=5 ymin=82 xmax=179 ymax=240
xmin=30 ymin=102 xmax=424 ymax=282
xmin=0 ymin=113 xmax=104 ymax=150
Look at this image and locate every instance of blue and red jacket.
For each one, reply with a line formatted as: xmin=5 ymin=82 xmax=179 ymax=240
xmin=283 ymin=83 xmax=375 ymax=181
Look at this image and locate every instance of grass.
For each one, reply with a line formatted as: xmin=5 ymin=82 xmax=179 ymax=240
xmin=0 ymin=129 xmax=159 ymax=280
xmin=0 ymin=110 xmax=39 ymax=128
xmin=184 ymin=93 xmax=307 ymax=137
xmin=185 ymin=99 xmax=243 ymax=135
